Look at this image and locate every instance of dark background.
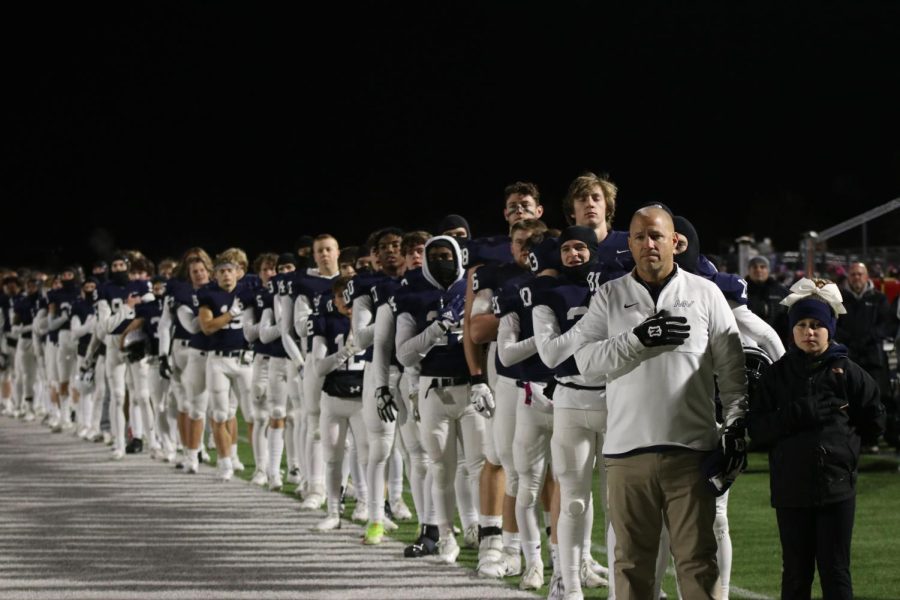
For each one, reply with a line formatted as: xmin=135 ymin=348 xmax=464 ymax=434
xmin=5 ymin=3 xmax=900 ymax=271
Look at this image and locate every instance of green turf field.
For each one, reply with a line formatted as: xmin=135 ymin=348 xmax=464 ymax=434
xmin=223 ymin=418 xmax=900 ymax=599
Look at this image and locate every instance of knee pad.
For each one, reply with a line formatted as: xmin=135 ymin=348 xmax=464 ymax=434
xmin=255 ymin=410 xmax=270 ymax=425
xmin=565 ymin=497 xmax=586 ymax=518
xmin=517 ymin=486 xmax=539 ymax=509
xmin=189 ymin=409 xmax=205 ymax=420
xmin=271 ymin=406 xmax=286 ymax=420
xmin=212 ymin=409 xmax=229 ymax=423
xmin=714 ymin=513 xmax=729 ymax=541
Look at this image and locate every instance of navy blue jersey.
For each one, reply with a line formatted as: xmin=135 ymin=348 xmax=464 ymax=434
xmin=393 ymin=278 xmax=468 ymax=378
xmin=694 ymin=256 xmax=749 ymax=307
xmin=495 ymin=275 xmax=557 ymax=382
xmin=100 ymin=279 xmax=153 ymax=335
xmin=166 ymin=279 xmax=196 ymax=341
xmin=596 ymin=230 xmax=634 ymax=273
xmin=464 ymin=235 xmax=513 ymax=268
xmin=247 ymin=284 xmax=287 ymax=358
xmin=196 ymin=284 xmax=246 ymax=352
xmin=475 ymin=262 xmax=533 ymax=379
xmin=13 ymin=293 xmax=37 ymax=338
xmin=530 ymin=279 xmax=592 ymax=378
xmin=72 ymin=298 xmax=94 ymax=357
xmin=314 ymin=304 xmax=365 ymax=397
xmin=47 ymin=286 xmax=80 ymax=343
xmin=345 ymin=272 xmax=385 ymax=306
xmin=238 ymin=273 xmax=261 ymax=294
xmin=136 ymin=297 xmax=164 ymax=356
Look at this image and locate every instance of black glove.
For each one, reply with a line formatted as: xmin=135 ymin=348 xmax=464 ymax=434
xmin=720 ymin=419 xmax=748 ymax=476
xmin=632 ymin=310 xmax=690 ymax=347
xmin=375 ymin=385 xmax=398 ymax=423
xmin=159 ymin=355 xmax=172 ymax=380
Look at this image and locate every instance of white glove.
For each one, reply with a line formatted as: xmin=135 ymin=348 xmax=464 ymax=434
xmin=229 ymin=299 xmax=243 ymax=318
xmin=469 ymin=375 xmax=495 ymax=418
xmin=337 ymin=341 xmax=359 ymax=363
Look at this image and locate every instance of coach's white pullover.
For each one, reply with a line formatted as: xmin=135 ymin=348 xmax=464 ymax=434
xmin=573 ymin=267 xmax=746 ymax=455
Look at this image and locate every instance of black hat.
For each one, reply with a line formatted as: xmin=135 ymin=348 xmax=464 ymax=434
xmin=437 ymin=214 xmax=471 ymax=239
xmin=277 ymin=252 xmax=298 ymax=269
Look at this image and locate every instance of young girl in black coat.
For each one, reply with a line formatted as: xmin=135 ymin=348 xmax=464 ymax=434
xmin=749 ymin=278 xmax=885 ymax=600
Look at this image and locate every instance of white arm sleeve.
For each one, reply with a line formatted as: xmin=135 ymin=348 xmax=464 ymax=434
xmin=47 ymin=311 xmax=69 ymax=332
xmin=103 ymin=303 xmax=134 ymax=335
xmin=313 ymin=335 xmax=345 ymax=377
xmin=471 ymin=288 xmax=494 ymax=316
xmin=497 ymin=312 xmax=537 ymax=367
xmin=176 ymin=305 xmax=199 ymax=335
xmin=70 ymin=314 xmax=96 ymax=339
xmin=731 ymin=304 xmax=786 ymax=361
xmin=395 ymin=312 xmax=445 ymax=368
xmin=278 ymin=295 xmax=304 ymax=366
xmin=33 ymin=309 xmax=48 ymax=336
xmin=532 ymin=304 xmax=601 ymax=368
xmin=293 ymin=295 xmax=313 ymax=345
xmin=371 ymin=303 xmax=395 ymax=389
xmin=157 ymin=300 xmax=173 ymax=356
xmin=242 ymin=307 xmax=260 ymax=343
xmin=258 ymin=307 xmax=281 ymax=344
xmin=351 ymin=295 xmax=376 ymax=350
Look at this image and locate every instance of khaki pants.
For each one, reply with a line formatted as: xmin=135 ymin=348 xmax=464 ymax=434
xmin=606 ymin=449 xmax=719 ymax=600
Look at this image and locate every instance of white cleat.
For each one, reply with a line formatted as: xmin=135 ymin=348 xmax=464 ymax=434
xmin=383 ymin=516 xmax=399 ymax=532
xmin=61 ymin=421 xmax=76 ymax=432
xmin=250 ymin=470 xmax=268 ymax=487
xmin=314 ymin=513 xmax=342 ymax=531
xmin=581 ymin=557 xmax=608 ymax=588
xmin=520 ymin=561 xmax=545 ymax=590
xmin=390 ymin=498 xmax=413 ymax=521
xmin=350 ymin=502 xmax=368 ymax=522
xmin=586 ymin=555 xmax=609 ymax=577
xmin=268 ymin=473 xmax=284 ymax=491
xmin=479 ymin=548 xmax=523 ymax=578
xmin=476 ymin=535 xmax=504 ymax=577
xmin=218 ymin=464 xmax=234 ymax=482
xmin=102 ymin=432 xmax=113 ymax=445
xmin=300 ymin=492 xmax=325 ymax=511
xmin=111 ymin=449 xmax=125 ymax=461
xmin=286 ymin=467 xmax=302 ymax=485
xmin=435 ymin=535 xmax=460 ymax=564
xmin=231 ymin=457 xmax=246 ymax=472
xmin=186 ymin=460 xmax=200 ymax=474
xmin=23 ymin=411 xmax=36 ymax=423
xmin=548 ymin=571 xmax=565 ymax=600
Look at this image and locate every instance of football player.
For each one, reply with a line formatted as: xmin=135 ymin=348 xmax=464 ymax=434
xmin=197 ymin=255 xmax=252 ymax=481
xmin=46 ymin=266 xmax=82 ymax=433
xmin=313 ymin=277 xmax=368 ymax=531
xmin=395 ymin=235 xmax=486 ymax=564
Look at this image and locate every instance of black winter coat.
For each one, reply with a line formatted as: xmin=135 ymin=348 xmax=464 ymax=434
xmin=749 ymin=343 xmax=884 ymax=508
xmin=835 ymin=284 xmax=892 ymax=371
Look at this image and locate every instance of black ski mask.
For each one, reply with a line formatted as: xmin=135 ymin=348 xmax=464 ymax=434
xmin=109 ymin=270 xmax=129 ymax=286
xmin=673 ymin=216 xmax=700 ymax=274
xmin=559 ymin=226 xmax=599 ymax=283
xmin=425 ymin=239 xmax=461 ymax=289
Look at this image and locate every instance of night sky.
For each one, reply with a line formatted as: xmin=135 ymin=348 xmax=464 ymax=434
xmin=6 ymin=3 xmax=900 ymax=271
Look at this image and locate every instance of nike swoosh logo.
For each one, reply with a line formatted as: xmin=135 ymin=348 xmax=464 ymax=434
xmin=616 ymin=249 xmax=630 ymax=254
xmin=624 ymin=302 xmax=638 ymax=308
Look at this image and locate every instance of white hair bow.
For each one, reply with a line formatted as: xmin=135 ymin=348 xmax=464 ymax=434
xmin=780 ymin=277 xmax=847 ymax=315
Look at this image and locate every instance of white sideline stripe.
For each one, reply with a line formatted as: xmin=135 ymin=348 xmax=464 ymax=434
xmin=592 ymin=544 xmax=774 ymax=600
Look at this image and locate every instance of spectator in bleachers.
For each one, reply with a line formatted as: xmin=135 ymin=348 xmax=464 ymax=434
xmin=835 ymin=262 xmax=894 ymax=452
xmin=746 ymin=256 xmax=791 ymax=344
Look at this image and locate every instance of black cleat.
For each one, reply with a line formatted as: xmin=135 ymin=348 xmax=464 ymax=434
xmin=404 ymin=535 xmax=438 ymax=558
xmin=384 ymin=499 xmax=395 ymax=521
xmin=125 ymin=438 xmax=144 ymax=454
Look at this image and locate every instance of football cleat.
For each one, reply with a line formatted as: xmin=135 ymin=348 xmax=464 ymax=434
xmin=362 ymin=522 xmax=385 ymax=545
xmin=463 ymin=524 xmax=479 ymax=549
xmin=350 ymin=502 xmax=369 ymax=522
xmin=299 ymin=492 xmax=325 ymax=511
xmin=581 ymin=557 xmax=608 ymax=588
xmin=435 ymin=535 xmax=460 ymax=564
xmin=520 ymin=561 xmax=545 ymax=590
xmin=125 ymin=438 xmax=143 ymax=454
xmin=231 ymin=456 xmax=246 ymax=472
xmin=250 ymin=470 xmax=268 ymax=487
xmin=314 ymin=513 xmax=342 ymax=531
xmin=390 ymin=498 xmax=413 ymax=521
